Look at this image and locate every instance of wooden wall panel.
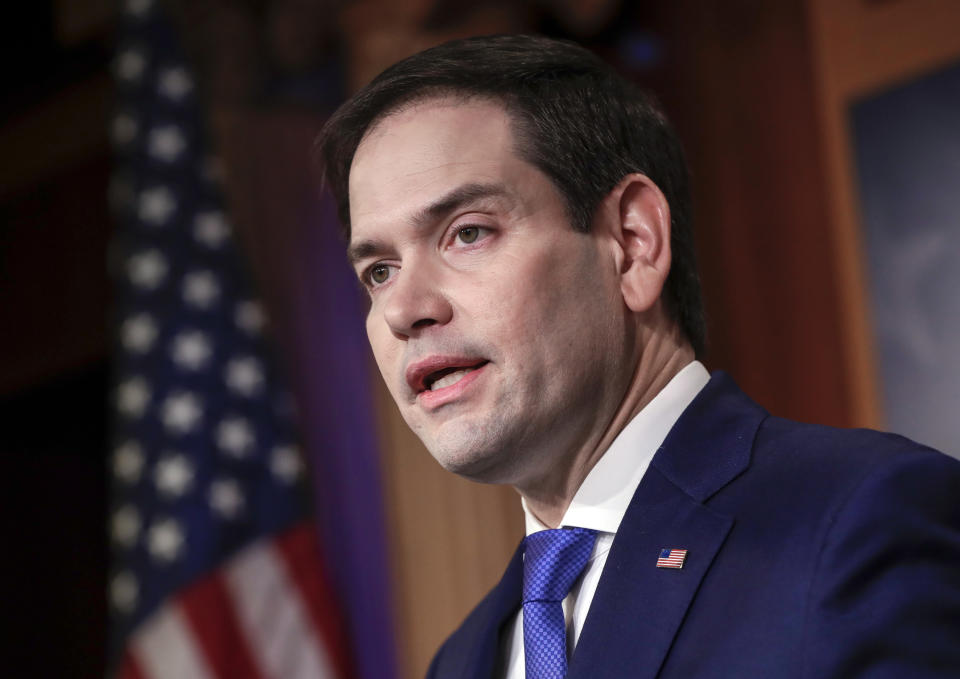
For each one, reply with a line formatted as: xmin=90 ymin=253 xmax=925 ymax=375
xmin=807 ymin=0 xmax=960 ymax=99
xmin=650 ymin=0 xmax=856 ymax=427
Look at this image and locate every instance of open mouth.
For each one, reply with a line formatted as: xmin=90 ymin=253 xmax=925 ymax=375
xmin=423 ymin=361 xmax=489 ymax=392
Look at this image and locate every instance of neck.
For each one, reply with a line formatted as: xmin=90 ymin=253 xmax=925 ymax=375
xmin=519 ymin=324 xmax=695 ymax=529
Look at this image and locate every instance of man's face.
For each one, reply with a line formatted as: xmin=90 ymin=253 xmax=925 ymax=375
xmin=348 ymin=99 xmax=632 ymax=486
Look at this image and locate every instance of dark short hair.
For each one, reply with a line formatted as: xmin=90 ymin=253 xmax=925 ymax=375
xmin=317 ymin=34 xmax=706 ymax=355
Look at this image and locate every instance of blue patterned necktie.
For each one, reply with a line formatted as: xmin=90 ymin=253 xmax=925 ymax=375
xmin=522 ymin=527 xmax=597 ymax=679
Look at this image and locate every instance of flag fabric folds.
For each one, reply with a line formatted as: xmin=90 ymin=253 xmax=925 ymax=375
xmin=107 ymin=1 xmax=353 ymax=676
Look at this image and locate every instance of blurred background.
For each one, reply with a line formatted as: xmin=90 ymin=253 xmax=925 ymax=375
xmin=2 ymin=0 xmax=958 ymax=677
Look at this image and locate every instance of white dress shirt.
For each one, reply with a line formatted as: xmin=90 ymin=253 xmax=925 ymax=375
xmin=498 ymin=361 xmax=711 ymax=677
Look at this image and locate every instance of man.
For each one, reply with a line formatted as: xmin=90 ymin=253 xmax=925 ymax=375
xmin=318 ymin=35 xmax=960 ymax=678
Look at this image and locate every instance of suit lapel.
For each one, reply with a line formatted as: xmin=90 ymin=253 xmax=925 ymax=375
xmin=455 ymin=543 xmax=524 ymax=679
xmin=568 ymin=468 xmax=733 ymax=679
xmin=569 ymin=373 xmax=766 ymax=679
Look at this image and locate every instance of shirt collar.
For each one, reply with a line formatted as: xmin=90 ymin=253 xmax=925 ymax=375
xmin=522 ymin=360 xmax=711 ymax=536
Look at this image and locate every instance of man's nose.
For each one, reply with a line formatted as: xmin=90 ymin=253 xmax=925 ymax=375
xmin=382 ymin=262 xmax=452 ymax=338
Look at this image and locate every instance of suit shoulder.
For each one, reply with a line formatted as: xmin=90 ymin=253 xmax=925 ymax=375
xmin=792 ymin=426 xmax=960 ymax=676
xmin=754 ymin=415 xmax=958 ymax=483
xmin=721 ymin=416 xmax=960 ymax=551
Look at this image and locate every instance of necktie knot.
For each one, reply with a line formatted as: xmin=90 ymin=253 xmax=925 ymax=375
xmin=523 ymin=527 xmax=597 ymax=602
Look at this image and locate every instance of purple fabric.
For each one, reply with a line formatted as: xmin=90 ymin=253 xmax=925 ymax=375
xmin=293 ymin=188 xmax=397 ymax=679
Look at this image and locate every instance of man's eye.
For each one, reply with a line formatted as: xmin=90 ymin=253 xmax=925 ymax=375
xmin=454 ymin=225 xmax=489 ymax=245
xmin=457 ymin=226 xmax=480 ymax=244
xmin=367 ymin=263 xmax=393 ymax=286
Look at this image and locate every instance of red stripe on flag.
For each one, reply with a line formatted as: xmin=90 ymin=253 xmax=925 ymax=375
xmin=275 ymin=522 xmax=356 ymax=679
xmin=178 ymin=569 xmax=266 ymax=679
xmin=116 ymin=650 xmax=148 ymax=679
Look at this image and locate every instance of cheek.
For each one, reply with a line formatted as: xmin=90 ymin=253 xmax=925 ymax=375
xmin=480 ymin=242 xmax=606 ymax=362
xmin=366 ymin=318 xmax=399 ymax=382
xmin=527 ymin=245 xmax=620 ymax=366
xmin=523 ymin=239 xmax=607 ymax=314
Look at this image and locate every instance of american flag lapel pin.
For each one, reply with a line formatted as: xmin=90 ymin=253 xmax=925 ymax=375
xmin=656 ymin=548 xmax=688 ymax=569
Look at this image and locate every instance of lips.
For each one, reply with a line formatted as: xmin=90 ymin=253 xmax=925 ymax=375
xmin=406 ymin=356 xmax=489 ymax=394
xmin=427 ymin=366 xmax=479 ymax=391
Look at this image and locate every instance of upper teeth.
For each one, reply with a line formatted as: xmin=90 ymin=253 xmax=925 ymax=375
xmin=430 ymin=368 xmax=474 ymax=391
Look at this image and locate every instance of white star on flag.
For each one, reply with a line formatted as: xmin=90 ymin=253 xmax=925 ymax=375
xmin=225 ymin=356 xmax=264 ymax=396
xmin=108 ymin=6 xmax=362 ymax=675
xmin=182 ymin=270 xmax=221 ymax=309
xmin=111 ymin=113 xmax=139 ymax=145
xmin=235 ymin=300 xmax=266 ymax=335
xmin=121 ymin=313 xmax=158 ymax=353
xmin=117 ymin=377 xmax=151 ymax=417
xmin=160 ymin=391 xmax=203 ymax=434
xmin=209 ymin=478 xmax=245 ymax=519
xmin=155 ymin=454 xmax=195 ymax=497
xmin=113 ymin=441 xmax=146 ymax=482
xmin=127 ymin=250 xmax=168 ymax=290
xmin=138 ymin=185 xmax=177 ymax=225
xmin=158 ymin=66 xmax=193 ymax=100
xmin=147 ymin=518 xmax=185 ymax=562
xmin=112 ymin=506 xmax=142 ymax=547
xmin=111 ymin=572 xmax=139 ymax=613
xmin=193 ymin=211 xmax=231 ymax=248
xmin=115 ymin=48 xmax=147 ymax=82
xmin=217 ymin=417 xmax=256 ymax=457
xmin=270 ymin=445 xmax=303 ymax=483
xmin=170 ymin=330 xmax=213 ymax=370
xmin=147 ymin=125 xmax=186 ymax=162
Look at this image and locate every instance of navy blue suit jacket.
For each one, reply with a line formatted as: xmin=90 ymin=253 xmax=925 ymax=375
xmin=427 ymin=373 xmax=960 ymax=678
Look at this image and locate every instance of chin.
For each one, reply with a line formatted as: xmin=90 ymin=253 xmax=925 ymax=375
xmin=423 ymin=426 xmax=520 ymax=485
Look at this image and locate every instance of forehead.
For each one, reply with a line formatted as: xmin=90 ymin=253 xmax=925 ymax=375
xmin=347 ymin=99 xmax=524 ymax=234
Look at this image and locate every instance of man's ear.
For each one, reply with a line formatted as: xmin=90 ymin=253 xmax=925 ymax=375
xmin=600 ymin=173 xmax=672 ymax=313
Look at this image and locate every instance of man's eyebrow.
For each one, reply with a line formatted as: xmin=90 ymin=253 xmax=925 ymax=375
xmin=347 ymin=182 xmax=510 ymax=267
xmin=410 ymin=182 xmax=511 ymax=227
xmin=346 ymin=239 xmax=386 ymax=267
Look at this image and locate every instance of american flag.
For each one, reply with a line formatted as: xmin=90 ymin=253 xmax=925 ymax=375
xmin=656 ymin=548 xmax=687 ymax=569
xmin=107 ymin=0 xmax=352 ymax=676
